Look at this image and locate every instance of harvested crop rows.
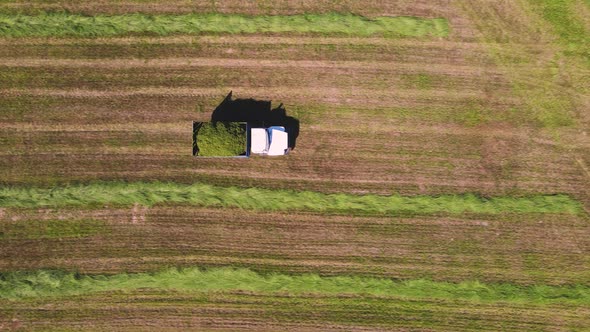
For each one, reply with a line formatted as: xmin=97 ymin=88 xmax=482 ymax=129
xmin=1 ymin=206 xmax=588 ymax=284
xmin=0 ymin=0 xmax=589 ymax=330
xmin=1 ymin=31 xmax=587 ymax=199
xmin=3 ymin=290 xmax=589 ymax=331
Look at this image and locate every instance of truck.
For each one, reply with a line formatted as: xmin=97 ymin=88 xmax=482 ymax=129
xmin=192 ymin=121 xmax=289 ymax=157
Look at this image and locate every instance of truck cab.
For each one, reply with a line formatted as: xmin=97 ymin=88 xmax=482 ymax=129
xmin=250 ymin=126 xmax=289 ymax=156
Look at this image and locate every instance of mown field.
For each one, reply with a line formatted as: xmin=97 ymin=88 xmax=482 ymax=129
xmin=0 ymin=0 xmax=589 ymax=330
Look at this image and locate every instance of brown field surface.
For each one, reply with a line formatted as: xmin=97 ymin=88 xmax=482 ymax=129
xmin=1 ymin=206 xmax=589 ymax=285
xmin=2 ymin=290 xmax=590 ymax=331
xmin=0 ymin=0 xmax=589 ymax=330
xmin=0 ymin=35 xmax=587 ymax=199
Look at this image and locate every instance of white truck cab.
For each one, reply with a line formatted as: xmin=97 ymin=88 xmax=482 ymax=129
xmin=250 ymin=126 xmax=289 ymax=156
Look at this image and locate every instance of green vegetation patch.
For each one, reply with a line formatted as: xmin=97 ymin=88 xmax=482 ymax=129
xmin=0 ymin=219 xmax=107 ymax=240
xmin=400 ymin=73 xmax=434 ymax=90
xmin=0 ymin=13 xmax=450 ymax=38
xmin=529 ymin=0 xmax=589 ymax=60
xmin=193 ymin=122 xmax=247 ymax=157
xmin=1 ymin=267 xmax=589 ymax=305
xmin=0 ymin=182 xmax=583 ymax=215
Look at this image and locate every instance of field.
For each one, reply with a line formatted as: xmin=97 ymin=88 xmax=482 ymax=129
xmin=0 ymin=0 xmax=589 ymax=330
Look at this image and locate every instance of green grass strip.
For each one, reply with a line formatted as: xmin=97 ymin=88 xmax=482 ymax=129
xmin=0 ymin=12 xmax=449 ymax=38
xmin=1 ymin=267 xmax=589 ymax=305
xmin=531 ymin=0 xmax=589 ymax=58
xmin=0 ymin=182 xmax=583 ymax=215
